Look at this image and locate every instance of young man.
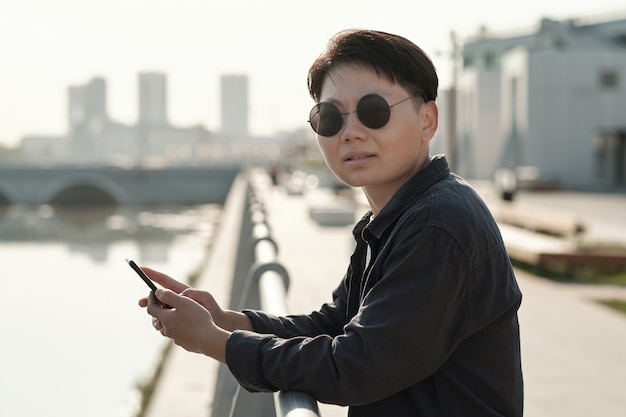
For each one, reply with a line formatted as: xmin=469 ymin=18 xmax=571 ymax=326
xmin=141 ymin=29 xmax=524 ymax=416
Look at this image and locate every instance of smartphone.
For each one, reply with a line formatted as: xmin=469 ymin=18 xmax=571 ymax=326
xmin=126 ymin=258 xmax=172 ymax=308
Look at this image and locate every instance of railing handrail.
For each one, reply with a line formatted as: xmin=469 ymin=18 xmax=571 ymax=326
xmin=245 ymin=169 xmax=322 ymax=417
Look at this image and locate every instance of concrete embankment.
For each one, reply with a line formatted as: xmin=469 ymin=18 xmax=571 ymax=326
xmin=143 ymin=172 xmax=249 ymax=417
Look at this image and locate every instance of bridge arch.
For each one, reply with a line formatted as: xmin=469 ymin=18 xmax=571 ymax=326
xmin=0 ymin=181 xmax=21 ymax=205
xmin=39 ymin=173 xmax=131 ymax=206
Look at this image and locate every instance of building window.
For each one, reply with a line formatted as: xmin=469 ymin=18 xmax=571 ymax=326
xmin=600 ymin=70 xmax=618 ymax=89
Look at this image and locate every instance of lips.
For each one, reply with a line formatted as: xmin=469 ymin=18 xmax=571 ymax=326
xmin=344 ymin=152 xmax=375 ymax=162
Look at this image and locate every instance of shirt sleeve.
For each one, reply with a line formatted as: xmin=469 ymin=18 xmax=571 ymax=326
xmin=241 ymin=276 xmax=350 ymax=339
xmin=225 ymin=226 xmax=480 ymax=406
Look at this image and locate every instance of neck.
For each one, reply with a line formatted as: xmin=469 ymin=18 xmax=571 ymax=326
xmin=362 ymin=188 xmax=387 ymax=217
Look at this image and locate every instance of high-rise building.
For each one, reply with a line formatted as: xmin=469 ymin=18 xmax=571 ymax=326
xmin=68 ymin=77 xmax=108 ymax=131
xmin=56 ymin=73 xmax=212 ymax=164
xmin=139 ymin=72 xmax=168 ymax=127
xmin=220 ymin=74 xmax=249 ymax=141
xmin=67 ymin=77 xmax=109 ymax=156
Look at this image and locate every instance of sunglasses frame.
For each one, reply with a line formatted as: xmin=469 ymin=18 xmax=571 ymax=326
xmin=308 ymin=92 xmax=426 ymax=137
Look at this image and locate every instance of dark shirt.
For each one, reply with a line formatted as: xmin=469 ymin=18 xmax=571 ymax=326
xmin=226 ymin=155 xmax=524 ymax=416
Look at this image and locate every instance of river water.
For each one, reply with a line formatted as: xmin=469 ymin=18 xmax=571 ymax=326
xmin=0 ymin=203 xmax=221 ymax=417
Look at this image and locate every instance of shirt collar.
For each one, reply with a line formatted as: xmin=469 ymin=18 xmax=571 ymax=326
xmin=353 ymin=154 xmax=450 ymax=242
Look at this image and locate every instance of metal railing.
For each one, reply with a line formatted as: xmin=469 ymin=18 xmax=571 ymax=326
xmin=225 ymin=169 xmax=321 ymax=417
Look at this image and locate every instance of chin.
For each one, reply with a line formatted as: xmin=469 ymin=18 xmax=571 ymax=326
xmin=330 ymin=167 xmax=371 ymax=188
xmin=337 ymin=176 xmax=367 ymax=188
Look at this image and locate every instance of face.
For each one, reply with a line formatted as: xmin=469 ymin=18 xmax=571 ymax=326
xmin=314 ymin=63 xmax=438 ymax=206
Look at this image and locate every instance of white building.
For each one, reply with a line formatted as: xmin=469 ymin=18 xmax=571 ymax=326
xmin=456 ymin=15 xmax=626 ymax=190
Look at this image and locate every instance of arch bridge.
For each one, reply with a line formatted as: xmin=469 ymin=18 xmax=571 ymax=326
xmin=0 ymin=164 xmax=241 ymax=206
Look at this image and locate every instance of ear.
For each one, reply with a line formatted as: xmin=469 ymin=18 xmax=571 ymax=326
xmin=420 ymin=101 xmax=438 ymax=143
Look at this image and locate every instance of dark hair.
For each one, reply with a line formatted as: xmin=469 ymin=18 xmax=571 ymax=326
xmin=307 ymin=29 xmax=438 ymax=103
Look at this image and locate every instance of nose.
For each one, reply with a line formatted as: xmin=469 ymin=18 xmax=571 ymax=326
xmin=340 ymin=111 xmax=367 ymax=141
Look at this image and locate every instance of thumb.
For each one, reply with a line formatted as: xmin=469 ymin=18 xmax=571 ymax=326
xmin=154 ymin=288 xmax=179 ymax=309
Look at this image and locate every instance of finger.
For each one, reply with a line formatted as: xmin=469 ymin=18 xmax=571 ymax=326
xmin=138 ymin=297 xmax=148 ymax=308
xmin=180 ymin=289 xmax=221 ymax=318
xmin=152 ymin=317 xmax=162 ymax=331
xmin=141 ymin=267 xmax=189 ymax=293
xmin=146 ymin=291 xmax=169 ymax=316
xmin=154 ymin=288 xmax=184 ymax=310
xmin=181 ymin=288 xmax=212 ymax=305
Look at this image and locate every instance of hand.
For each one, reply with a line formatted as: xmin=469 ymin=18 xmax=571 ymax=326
xmin=179 ymin=288 xmax=253 ymax=331
xmin=137 ymin=266 xmax=253 ymax=332
xmin=146 ymin=289 xmax=230 ymax=362
xmin=137 ymin=266 xmax=189 ymax=306
xmin=137 ymin=267 xmax=222 ymax=316
xmin=179 ymin=287 xmax=227 ymax=325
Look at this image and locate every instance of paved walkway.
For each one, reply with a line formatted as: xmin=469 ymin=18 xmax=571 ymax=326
xmin=261 ymin=183 xmax=626 ymax=417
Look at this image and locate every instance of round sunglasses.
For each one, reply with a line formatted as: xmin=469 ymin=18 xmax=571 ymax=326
xmin=308 ymin=92 xmax=426 ymax=137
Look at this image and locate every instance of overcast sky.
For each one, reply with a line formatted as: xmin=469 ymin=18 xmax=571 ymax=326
xmin=1 ymin=0 xmax=625 ymax=146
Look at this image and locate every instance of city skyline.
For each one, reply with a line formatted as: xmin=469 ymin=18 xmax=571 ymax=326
xmin=19 ymin=72 xmax=226 ymax=164
xmin=2 ymin=0 xmax=625 ymax=147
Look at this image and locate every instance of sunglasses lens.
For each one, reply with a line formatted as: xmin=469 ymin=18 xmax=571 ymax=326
xmin=309 ymin=102 xmax=343 ymax=136
xmin=357 ymin=94 xmax=391 ymax=129
xmin=308 ymin=94 xmax=395 ymax=136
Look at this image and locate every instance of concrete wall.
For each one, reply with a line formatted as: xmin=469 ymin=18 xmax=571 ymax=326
xmin=457 ymin=67 xmax=503 ymax=179
xmin=525 ymin=48 xmax=626 ymax=188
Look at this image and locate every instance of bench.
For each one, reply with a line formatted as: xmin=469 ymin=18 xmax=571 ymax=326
xmin=492 ymin=202 xmax=586 ymax=239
